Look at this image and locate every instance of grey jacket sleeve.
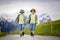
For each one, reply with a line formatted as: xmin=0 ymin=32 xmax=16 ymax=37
xmin=28 ymin=14 xmax=31 ymax=23
xmin=15 ymin=14 xmax=20 ymax=23
xmin=35 ymin=15 xmax=37 ymax=21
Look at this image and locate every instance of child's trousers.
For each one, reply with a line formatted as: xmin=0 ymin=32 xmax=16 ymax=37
xmin=19 ymin=24 xmax=25 ymax=31
xmin=30 ymin=24 xmax=36 ymax=31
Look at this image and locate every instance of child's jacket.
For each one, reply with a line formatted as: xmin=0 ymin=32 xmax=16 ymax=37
xmin=29 ymin=14 xmax=37 ymax=24
xmin=16 ymin=14 xmax=25 ymax=24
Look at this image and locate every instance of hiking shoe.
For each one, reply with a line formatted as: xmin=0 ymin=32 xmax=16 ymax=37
xmin=22 ymin=32 xmax=24 ymax=36
xmin=20 ymin=32 xmax=24 ymax=36
xmin=20 ymin=34 xmax=23 ymax=36
xmin=31 ymin=32 xmax=34 ymax=36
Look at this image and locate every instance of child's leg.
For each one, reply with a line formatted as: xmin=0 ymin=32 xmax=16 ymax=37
xmin=20 ymin=24 xmax=22 ymax=34
xmin=20 ymin=24 xmax=25 ymax=36
xmin=22 ymin=24 xmax=25 ymax=34
xmin=30 ymin=24 xmax=36 ymax=36
xmin=30 ymin=24 xmax=33 ymax=31
xmin=32 ymin=24 xmax=36 ymax=34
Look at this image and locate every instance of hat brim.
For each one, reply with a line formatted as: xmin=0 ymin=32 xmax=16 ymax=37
xmin=20 ymin=12 xmax=24 ymax=13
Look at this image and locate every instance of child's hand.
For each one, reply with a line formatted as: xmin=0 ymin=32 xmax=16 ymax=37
xmin=35 ymin=21 xmax=38 ymax=24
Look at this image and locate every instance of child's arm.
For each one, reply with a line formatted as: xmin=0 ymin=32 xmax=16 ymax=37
xmin=15 ymin=14 xmax=20 ymax=23
xmin=28 ymin=14 xmax=31 ymax=23
xmin=35 ymin=15 xmax=38 ymax=24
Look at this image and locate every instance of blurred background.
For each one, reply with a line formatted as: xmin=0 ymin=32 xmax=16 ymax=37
xmin=0 ymin=0 xmax=60 ymax=37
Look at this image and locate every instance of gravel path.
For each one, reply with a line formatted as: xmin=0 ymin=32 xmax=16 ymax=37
xmin=0 ymin=34 xmax=60 ymax=40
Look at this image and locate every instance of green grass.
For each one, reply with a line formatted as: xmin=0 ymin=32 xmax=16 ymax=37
xmin=24 ymin=20 xmax=60 ymax=36
xmin=35 ymin=20 xmax=60 ymax=36
xmin=13 ymin=20 xmax=60 ymax=36
xmin=0 ymin=20 xmax=60 ymax=37
xmin=0 ymin=32 xmax=6 ymax=37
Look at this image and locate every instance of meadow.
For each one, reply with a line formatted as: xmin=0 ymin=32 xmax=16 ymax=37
xmin=0 ymin=20 xmax=60 ymax=37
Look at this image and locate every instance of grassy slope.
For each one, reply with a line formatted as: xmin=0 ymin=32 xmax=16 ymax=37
xmin=25 ymin=20 xmax=60 ymax=36
xmin=35 ymin=20 xmax=60 ymax=36
xmin=0 ymin=20 xmax=60 ymax=37
xmin=0 ymin=32 xmax=6 ymax=37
